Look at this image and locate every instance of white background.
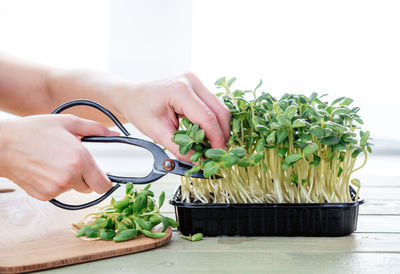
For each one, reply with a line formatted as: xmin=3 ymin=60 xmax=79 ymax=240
xmin=1 ymin=0 xmax=399 ymax=149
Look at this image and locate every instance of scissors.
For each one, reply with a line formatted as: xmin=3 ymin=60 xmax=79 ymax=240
xmin=49 ymin=99 xmax=208 ymax=210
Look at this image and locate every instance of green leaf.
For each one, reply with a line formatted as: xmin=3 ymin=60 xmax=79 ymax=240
xmin=266 ymin=131 xmax=276 ymax=145
xmin=310 ymin=125 xmax=324 ymax=138
xmin=227 ymin=77 xmax=237 ymax=88
xmin=113 ymin=199 xmax=130 ymax=213
xmin=325 ymin=121 xmax=345 ymax=133
xmin=179 ymin=143 xmax=192 ymax=155
xmin=276 ymin=114 xmax=291 ymax=127
xmin=320 ymin=135 xmax=340 ymax=145
xmin=290 ymin=174 xmax=298 ymax=185
xmin=173 ymin=130 xmax=187 ymax=135
xmin=221 ymin=153 xmax=239 ymax=168
xmin=341 ymin=98 xmax=354 ymax=106
xmin=193 ymin=144 xmax=203 ymax=152
xmin=254 ymin=79 xmax=263 ymax=91
xmin=333 ymin=143 xmax=347 ymax=151
xmin=100 ymin=229 xmax=116 ymax=240
xmin=93 ymin=217 xmax=108 ymax=229
xmin=292 ymin=119 xmax=306 ymax=128
xmin=232 ymin=119 xmax=241 ymax=134
xmin=332 ymin=108 xmax=350 ymax=116
xmin=85 ymin=228 xmax=100 ymax=238
xmin=238 ymin=157 xmax=253 ymax=167
xmin=285 ymin=106 xmax=297 ymax=120
xmin=277 ymin=147 xmax=288 ymax=157
xmin=133 ymin=195 xmax=147 ymax=214
xmin=303 ymin=143 xmax=318 ymax=155
xmin=232 ymin=89 xmax=245 ymax=97
xmin=173 ymin=134 xmax=192 ymax=146
xmin=182 ymin=117 xmax=192 ymax=129
xmin=126 ymin=182 xmax=133 ymax=195
xmin=324 ymin=128 xmax=333 ymax=137
xmin=194 ymin=129 xmax=205 ymax=144
xmin=152 ymin=215 xmax=167 ymax=232
xmin=254 ymin=152 xmax=264 ymax=163
xmin=308 ymin=92 xmax=318 ymax=103
xmin=229 ymin=147 xmax=246 ymax=158
xmin=270 ymin=122 xmax=281 ymax=129
xmin=352 ymin=148 xmax=363 ymax=158
xmin=113 ymin=229 xmax=138 ymax=242
xmin=76 ymin=225 xmax=90 ymax=237
xmin=254 ymin=124 xmax=269 ymax=134
xmin=214 ymin=77 xmax=226 ymax=86
xmin=300 ymin=133 xmax=312 ymax=143
xmin=284 ymin=153 xmax=302 ymax=164
xmin=184 ymin=165 xmax=201 ymax=176
xmin=308 ymin=106 xmax=321 ymax=121
xmin=205 ymin=148 xmax=226 ymax=161
xmin=281 ymin=162 xmax=291 ymax=170
xmin=255 ymin=138 xmax=265 ymax=153
xmin=189 ymin=124 xmax=199 ymax=138
xmin=310 ymin=154 xmax=321 ymax=167
xmin=203 ymin=161 xmax=220 ymax=178
xmin=190 ymin=151 xmax=202 ymax=162
xmin=360 ymin=130 xmax=370 ymax=147
xmin=159 ymin=191 xmax=165 ymax=208
xmin=276 ymin=129 xmax=289 ymax=144
xmin=331 ymin=97 xmax=345 ymax=105
xmin=337 ymin=166 xmax=343 ymax=177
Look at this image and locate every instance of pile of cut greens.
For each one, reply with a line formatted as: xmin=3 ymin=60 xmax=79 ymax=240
xmin=173 ymin=77 xmax=372 ymax=203
xmin=73 ymin=183 xmax=176 ymax=242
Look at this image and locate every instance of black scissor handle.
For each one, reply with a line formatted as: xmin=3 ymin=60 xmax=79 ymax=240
xmin=81 ymin=136 xmax=169 ymax=184
xmin=49 ymin=99 xmax=169 ymax=210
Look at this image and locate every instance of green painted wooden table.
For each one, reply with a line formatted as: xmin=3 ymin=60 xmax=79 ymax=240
xmin=13 ymin=152 xmax=400 ymax=273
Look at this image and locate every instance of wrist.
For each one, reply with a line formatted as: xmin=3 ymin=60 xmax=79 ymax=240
xmin=109 ymin=82 xmax=142 ymax=119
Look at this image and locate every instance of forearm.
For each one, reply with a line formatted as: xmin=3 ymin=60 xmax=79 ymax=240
xmin=0 ymin=54 xmax=51 ymax=116
xmin=0 ymin=54 xmax=130 ymax=125
xmin=45 ymin=69 xmax=131 ymax=125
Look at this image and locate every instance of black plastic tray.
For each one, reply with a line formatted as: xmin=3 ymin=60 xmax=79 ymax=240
xmin=170 ymin=186 xmax=364 ymax=236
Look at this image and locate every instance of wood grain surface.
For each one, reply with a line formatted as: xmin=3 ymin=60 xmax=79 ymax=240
xmin=0 ymin=180 xmax=172 ymax=273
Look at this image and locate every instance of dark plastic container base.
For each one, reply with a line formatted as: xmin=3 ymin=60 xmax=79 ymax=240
xmin=170 ymin=186 xmax=364 ymax=237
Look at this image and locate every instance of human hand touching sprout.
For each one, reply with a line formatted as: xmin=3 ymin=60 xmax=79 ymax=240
xmin=0 ymin=54 xmax=230 ymax=200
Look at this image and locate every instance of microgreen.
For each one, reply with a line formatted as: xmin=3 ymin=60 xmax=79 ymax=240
xmin=173 ymin=78 xmax=372 ymax=203
xmin=74 ymin=184 xmax=176 ymax=242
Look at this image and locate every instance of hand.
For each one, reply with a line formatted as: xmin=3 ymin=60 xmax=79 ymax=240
xmin=113 ymin=73 xmax=231 ymax=161
xmin=0 ymin=114 xmax=119 ymax=201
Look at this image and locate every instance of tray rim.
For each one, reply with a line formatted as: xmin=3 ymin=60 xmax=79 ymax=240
xmin=169 ymin=185 xmax=364 ymax=209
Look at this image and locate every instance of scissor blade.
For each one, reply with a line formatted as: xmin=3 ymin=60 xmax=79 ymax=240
xmin=170 ymin=160 xmax=222 ymax=179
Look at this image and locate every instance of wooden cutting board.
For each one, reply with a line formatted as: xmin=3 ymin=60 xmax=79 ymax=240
xmin=0 ymin=179 xmax=172 ymax=273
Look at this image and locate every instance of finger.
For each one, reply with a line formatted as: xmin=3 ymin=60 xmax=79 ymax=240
xmin=185 ymin=73 xmax=231 ymax=141
xmin=170 ymin=85 xmax=227 ymax=149
xmin=81 ymin=149 xmax=113 ymax=194
xmin=60 ymin=115 xmax=120 ymax=137
xmin=72 ymin=179 xmax=92 ymax=194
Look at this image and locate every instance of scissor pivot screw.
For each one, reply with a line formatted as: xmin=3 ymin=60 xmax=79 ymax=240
xmin=163 ymin=159 xmax=175 ymax=171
